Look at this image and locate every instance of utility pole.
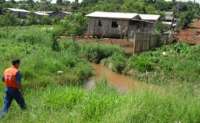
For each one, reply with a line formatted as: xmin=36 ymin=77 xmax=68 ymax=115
xmin=170 ymin=0 xmax=176 ymax=31
xmin=75 ymin=0 xmax=79 ymax=6
xmin=72 ymin=0 xmax=79 ymax=11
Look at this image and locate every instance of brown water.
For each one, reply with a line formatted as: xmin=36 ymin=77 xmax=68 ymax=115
xmin=85 ymin=64 xmax=140 ymax=91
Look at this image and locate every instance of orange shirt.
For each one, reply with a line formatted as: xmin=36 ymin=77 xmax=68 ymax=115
xmin=3 ymin=67 xmax=19 ymax=89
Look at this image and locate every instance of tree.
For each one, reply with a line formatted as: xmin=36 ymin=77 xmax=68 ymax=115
xmin=0 ymin=0 xmax=5 ymax=4
xmin=10 ymin=0 xmax=16 ymax=4
xmin=81 ymin=0 xmax=99 ymax=6
xmin=39 ymin=0 xmax=52 ymax=11
xmin=71 ymin=0 xmax=79 ymax=11
xmin=122 ymin=0 xmax=156 ymax=13
xmin=0 ymin=13 xmax=19 ymax=36
xmin=62 ymin=13 xmax=87 ymax=35
xmin=154 ymin=0 xmax=173 ymax=11
xmin=63 ymin=0 xmax=70 ymax=6
xmin=179 ymin=10 xmax=195 ymax=28
xmin=27 ymin=0 xmax=35 ymax=9
xmin=56 ymin=0 xmax=63 ymax=5
xmin=0 ymin=0 xmax=5 ymax=14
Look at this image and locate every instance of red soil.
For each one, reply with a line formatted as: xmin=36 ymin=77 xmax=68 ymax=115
xmin=177 ymin=20 xmax=200 ymax=44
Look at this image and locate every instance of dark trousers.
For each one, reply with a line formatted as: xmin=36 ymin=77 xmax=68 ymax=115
xmin=2 ymin=88 xmax=26 ymax=112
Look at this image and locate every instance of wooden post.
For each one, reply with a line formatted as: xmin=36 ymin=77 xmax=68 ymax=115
xmin=72 ymin=34 xmax=76 ymax=42
xmin=133 ymin=31 xmax=136 ymax=55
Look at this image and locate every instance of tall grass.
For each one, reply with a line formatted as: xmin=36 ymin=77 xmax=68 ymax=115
xmin=0 ymin=26 xmax=200 ymax=123
xmin=100 ymin=42 xmax=200 ymax=86
xmin=1 ymin=81 xmax=200 ymax=123
xmin=0 ymin=26 xmax=93 ymax=87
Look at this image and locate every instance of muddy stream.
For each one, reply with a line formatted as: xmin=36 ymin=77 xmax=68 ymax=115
xmin=84 ymin=64 xmax=142 ymax=92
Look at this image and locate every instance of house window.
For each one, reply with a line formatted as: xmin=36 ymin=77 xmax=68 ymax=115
xmin=98 ymin=20 xmax=102 ymax=27
xmin=129 ymin=21 xmax=135 ymax=25
xmin=112 ymin=21 xmax=118 ymax=28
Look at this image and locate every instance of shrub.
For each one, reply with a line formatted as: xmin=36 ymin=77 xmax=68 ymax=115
xmin=80 ymin=43 xmax=123 ymax=63
xmin=43 ymin=87 xmax=85 ymax=109
xmin=102 ymin=53 xmax=127 ymax=73
xmin=62 ymin=13 xmax=87 ymax=36
xmin=127 ymin=54 xmax=155 ymax=72
xmin=0 ymin=13 xmax=19 ymax=26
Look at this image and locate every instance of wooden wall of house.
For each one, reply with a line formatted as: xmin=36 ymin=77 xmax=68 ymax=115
xmin=128 ymin=32 xmax=171 ymax=53
xmin=87 ymin=18 xmax=130 ymax=38
xmin=128 ymin=20 xmax=154 ymax=34
xmin=49 ymin=12 xmax=70 ymax=19
xmin=6 ymin=11 xmax=28 ymax=18
xmin=87 ymin=17 xmax=155 ymax=38
xmin=128 ymin=32 xmax=160 ymax=53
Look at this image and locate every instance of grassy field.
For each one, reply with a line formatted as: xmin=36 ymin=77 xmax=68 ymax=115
xmin=0 ymin=26 xmax=200 ymax=123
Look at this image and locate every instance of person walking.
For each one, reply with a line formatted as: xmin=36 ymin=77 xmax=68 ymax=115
xmin=0 ymin=59 xmax=26 ymax=118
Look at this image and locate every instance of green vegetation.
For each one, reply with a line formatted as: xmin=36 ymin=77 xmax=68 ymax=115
xmin=0 ymin=26 xmax=92 ymax=87
xmin=1 ymin=0 xmax=199 ymax=33
xmin=126 ymin=43 xmax=200 ymax=85
xmin=61 ymin=13 xmax=87 ymax=36
xmin=0 ymin=26 xmax=200 ymax=122
xmin=0 ymin=0 xmax=200 ymax=121
xmin=102 ymin=42 xmax=200 ymax=87
xmin=1 ymin=81 xmax=200 ymax=123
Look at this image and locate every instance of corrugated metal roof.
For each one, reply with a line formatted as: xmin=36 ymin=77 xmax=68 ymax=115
xmin=7 ymin=8 xmax=30 ymax=13
xmin=164 ymin=11 xmax=173 ymax=16
xmin=162 ymin=21 xmax=177 ymax=26
xmin=139 ymin=14 xmax=160 ymax=21
xmin=86 ymin=11 xmax=139 ymax=20
xmin=34 ymin=11 xmax=53 ymax=16
xmin=62 ymin=11 xmax=72 ymax=15
xmin=86 ymin=11 xmax=160 ymax=21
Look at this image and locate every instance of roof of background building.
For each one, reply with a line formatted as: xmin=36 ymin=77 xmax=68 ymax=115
xmin=86 ymin=11 xmax=160 ymax=21
xmin=139 ymin=14 xmax=161 ymax=21
xmin=7 ymin=8 xmax=30 ymax=13
xmin=86 ymin=11 xmax=139 ymax=20
xmin=62 ymin=11 xmax=72 ymax=15
xmin=34 ymin=11 xmax=53 ymax=16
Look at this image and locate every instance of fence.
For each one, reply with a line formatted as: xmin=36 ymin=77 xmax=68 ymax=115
xmin=128 ymin=31 xmax=172 ymax=53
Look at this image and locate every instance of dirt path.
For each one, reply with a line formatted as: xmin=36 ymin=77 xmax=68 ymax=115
xmin=177 ymin=19 xmax=200 ymax=44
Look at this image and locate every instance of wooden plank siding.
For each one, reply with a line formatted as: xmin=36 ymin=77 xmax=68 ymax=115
xmin=128 ymin=32 xmax=171 ymax=53
xmin=87 ymin=18 xmax=130 ymax=38
xmin=87 ymin=17 xmax=155 ymax=38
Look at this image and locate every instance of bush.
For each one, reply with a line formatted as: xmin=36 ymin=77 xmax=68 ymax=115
xmin=62 ymin=13 xmax=87 ymax=36
xmin=0 ymin=13 xmax=19 ymax=26
xmin=80 ymin=43 xmax=123 ymax=63
xmin=102 ymin=53 xmax=127 ymax=73
xmin=178 ymin=10 xmax=195 ymax=28
xmin=43 ymin=87 xmax=85 ymax=109
xmin=127 ymin=54 xmax=155 ymax=72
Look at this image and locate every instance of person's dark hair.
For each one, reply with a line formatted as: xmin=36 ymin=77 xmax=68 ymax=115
xmin=12 ymin=59 xmax=20 ymax=65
